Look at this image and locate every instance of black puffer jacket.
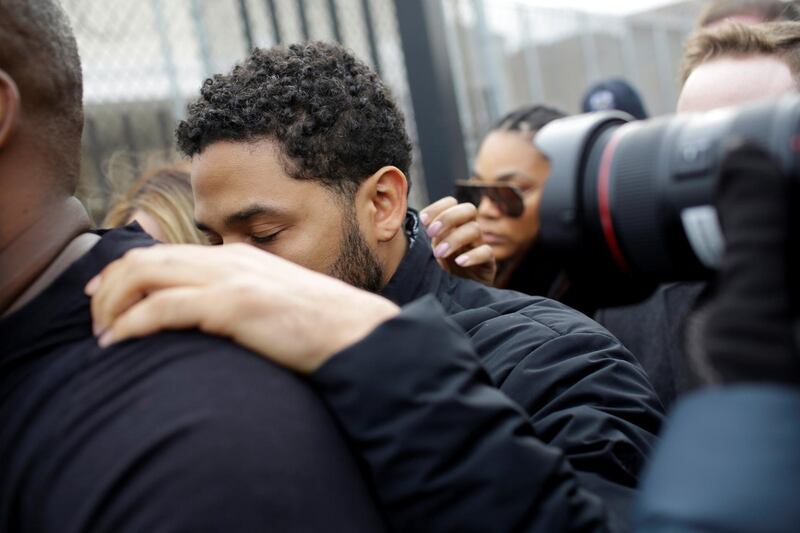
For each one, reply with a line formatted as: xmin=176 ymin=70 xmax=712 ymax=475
xmin=310 ymin=213 xmax=664 ymax=532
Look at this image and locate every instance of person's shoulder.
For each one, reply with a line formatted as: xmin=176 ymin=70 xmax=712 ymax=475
xmin=448 ymin=276 xmax=615 ymax=341
xmin=36 ymin=330 xmax=385 ymax=532
xmin=84 ymin=329 xmax=333 ymax=431
xmin=444 ymin=279 xmax=649 ymax=389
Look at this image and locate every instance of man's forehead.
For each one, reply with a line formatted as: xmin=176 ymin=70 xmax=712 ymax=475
xmin=192 ymin=140 xmax=283 ymax=179
xmin=678 ymin=55 xmax=796 ymax=113
xmin=189 ymin=142 xmax=338 ymax=229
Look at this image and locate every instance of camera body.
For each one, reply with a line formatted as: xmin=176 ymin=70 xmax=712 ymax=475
xmin=535 ymin=94 xmax=800 ymax=293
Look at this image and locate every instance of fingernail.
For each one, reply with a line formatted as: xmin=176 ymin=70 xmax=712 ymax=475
xmin=427 ymin=221 xmax=443 ymax=238
xmin=92 ymin=321 xmax=105 ymax=337
xmin=85 ymin=275 xmax=102 ymax=296
xmin=455 ymin=254 xmax=470 ymax=266
xmin=420 ymin=212 xmax=430 ymax=225
xmin=434 ymin=242 xmax=450 ymax=258
xmin=98 ymin=330 xmax=115 ymax=348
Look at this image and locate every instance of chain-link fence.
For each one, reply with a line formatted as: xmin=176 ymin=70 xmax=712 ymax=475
xmin=64 ymin=0 xmax=425 ymax=221
xmin=65 ymin=0 xmax=707 ymax=221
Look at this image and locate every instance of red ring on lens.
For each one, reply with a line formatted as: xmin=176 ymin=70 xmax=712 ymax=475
xmin=598 ymin=129 xmax=631 ymax=273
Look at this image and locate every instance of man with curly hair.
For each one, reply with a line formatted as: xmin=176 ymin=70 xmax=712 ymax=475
xmin=179 ymin=43 xmax=411 ymax=292
xmin=172 ymin=41 xmax=664 ymax=531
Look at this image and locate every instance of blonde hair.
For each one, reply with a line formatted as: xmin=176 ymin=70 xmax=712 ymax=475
xmin=103 ymin=165 xmax=207 ymax=245
xmin=680 ymin=21 xmax=800 ymax=86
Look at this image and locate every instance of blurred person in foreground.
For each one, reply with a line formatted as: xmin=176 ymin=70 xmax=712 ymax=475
xmin=698 ymin=0 xmax=800 ymax=28
xmin=103 ymin=164 xmax=207 ymax=244
xmin=595 ymin=21 xmax=800 ymax=408
xmin=581 ymin=78 xmax=649 ymax=120
xmin=87 ymin=42 xmax=664 ymax=532
xmin=0 ymin=1 xmax=396 ymax=531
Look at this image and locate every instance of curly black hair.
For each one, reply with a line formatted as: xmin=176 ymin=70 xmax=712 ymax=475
xmin=176 ymin=41 xmax=413 ymax=196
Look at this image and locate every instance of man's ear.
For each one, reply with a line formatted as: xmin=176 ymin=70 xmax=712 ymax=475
xmin=0 ymin=69 xmax=20 ymax=150
xmin=358 ymin=166 xmax=409 ymax=243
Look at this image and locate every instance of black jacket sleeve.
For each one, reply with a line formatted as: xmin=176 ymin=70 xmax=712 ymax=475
xmin=453 ymin=299 xmax=664 ymax=530
xmin=477 ymin=307 xmax=664 ymax=485
xmin=311 ymin=296 xmax=611 ymax=533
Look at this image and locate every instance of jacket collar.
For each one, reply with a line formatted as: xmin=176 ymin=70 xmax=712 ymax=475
xmin=381 ymin=210 xmax=451 ymax=307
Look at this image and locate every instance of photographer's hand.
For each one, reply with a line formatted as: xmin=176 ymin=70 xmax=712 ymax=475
xmin=85 ymin=243 xmax=399 ymax=373
xmin=694 ymin=140 xmax=800 ymax=385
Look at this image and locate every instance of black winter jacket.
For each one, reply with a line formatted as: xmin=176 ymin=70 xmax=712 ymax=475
xmin=309 ymin=214 xmax=664 ymax=532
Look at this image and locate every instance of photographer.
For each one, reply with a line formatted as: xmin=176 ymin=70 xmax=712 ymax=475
xmin=634 ymin=139 xmax=800 ymax=532
xmin=595 ymin=21 xmax=800 ymax=407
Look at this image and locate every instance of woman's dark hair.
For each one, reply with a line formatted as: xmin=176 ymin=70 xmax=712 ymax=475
xmin=491 ymin=105 xmax=567 ymax=137
xmin=176 ymin=41 xmax=412 ymax=197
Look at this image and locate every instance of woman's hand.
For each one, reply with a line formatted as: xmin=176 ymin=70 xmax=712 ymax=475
xmin=420 ymin=197 xmax=496 ymax=286
xmin=86 ymin=243 xmax=399 ymax=373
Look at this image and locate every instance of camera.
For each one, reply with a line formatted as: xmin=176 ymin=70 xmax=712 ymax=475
xmin=534 ymin=93 xmax=800 ymax=303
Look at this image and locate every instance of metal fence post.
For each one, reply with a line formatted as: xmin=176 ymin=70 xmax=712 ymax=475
xmin=264 ymin=0 xmax=283 ymax=44
xmin=296 ymin=0 xmax=310 ymax=41
xmin=361 ymin=0 xmax=383 ymax=77
xmin=393 ymin=0 xmax=468 ymax=202
xmin=520 ymin=6 xmax=545 ymax=103
xmin=471 ymin=0 xmax=505 ymax=122
xmin=189 ymin=0 xmax=216 ymax=77
xmin=326 ymin=0 xmax=342 ymax=43
xmin=152 ymin=0 xmax=184 ymax=120
xmin=236 ymin=0 xmax=256 ymax=52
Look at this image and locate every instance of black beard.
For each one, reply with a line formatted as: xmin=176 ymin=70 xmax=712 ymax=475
xmin=327 ymin=209 xmax=385 ymax=293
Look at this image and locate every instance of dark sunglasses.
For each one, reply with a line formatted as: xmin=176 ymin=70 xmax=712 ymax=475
xmin=454 ymin=181 xmax=525 ymax=218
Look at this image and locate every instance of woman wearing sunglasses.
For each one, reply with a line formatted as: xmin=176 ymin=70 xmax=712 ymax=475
xmin=422 ymin=105 xmax=596 ymax=313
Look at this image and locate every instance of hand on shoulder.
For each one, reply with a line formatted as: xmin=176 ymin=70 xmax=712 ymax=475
xmin=86 ymin=243 xmax=399 ymax=373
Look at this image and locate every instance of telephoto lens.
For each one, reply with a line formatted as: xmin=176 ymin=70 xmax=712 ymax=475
xmin=535 ymin=93 xmax=800 ymax=303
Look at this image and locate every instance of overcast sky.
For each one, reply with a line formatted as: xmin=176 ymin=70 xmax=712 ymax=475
xmin=518 ymin=0 xmax=683 ymax=15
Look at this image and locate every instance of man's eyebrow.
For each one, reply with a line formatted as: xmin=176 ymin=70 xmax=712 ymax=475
xmin=223 ymin=203 xmax=288 ymax=227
